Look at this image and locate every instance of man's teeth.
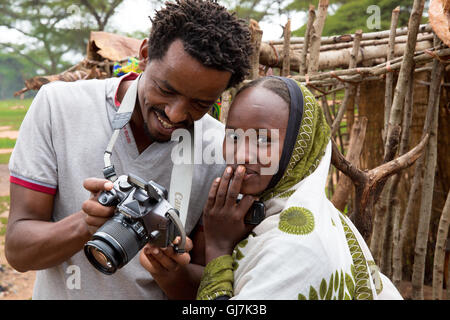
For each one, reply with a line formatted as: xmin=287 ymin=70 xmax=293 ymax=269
xmin=156 ymin=113 xmax=174 ymax=129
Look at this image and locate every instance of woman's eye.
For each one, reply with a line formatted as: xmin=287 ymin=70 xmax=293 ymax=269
xmin=257 ymin=135 xmax=270 ymax=145
xmin=227 ymin=132 xmax=239 ymax=141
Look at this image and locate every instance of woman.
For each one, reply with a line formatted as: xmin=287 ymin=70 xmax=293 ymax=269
xmin=196 ymin=76 xmax=403 ymax=300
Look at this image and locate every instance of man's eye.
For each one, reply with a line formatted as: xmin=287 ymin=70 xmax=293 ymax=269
xmin=158 ymin=86 xmax=173 ymax=95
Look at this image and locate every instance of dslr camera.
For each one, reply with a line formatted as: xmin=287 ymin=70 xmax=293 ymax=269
xmin=84 ymin=174 xmax=186 ymax=275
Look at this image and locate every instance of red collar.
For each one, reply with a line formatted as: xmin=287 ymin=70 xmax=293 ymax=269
xmin=114 ymin=72 xmax=140 ymax=108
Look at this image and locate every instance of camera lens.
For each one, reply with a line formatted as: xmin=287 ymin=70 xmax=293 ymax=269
xmin=84 ymin=216 xmax=144 ymax=275
xmin=85 ymin=241 xmax=118 ymax=274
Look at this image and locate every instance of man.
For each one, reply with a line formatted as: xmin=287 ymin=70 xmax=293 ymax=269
xmin=5 ymin=0 xmax=251 ymax=299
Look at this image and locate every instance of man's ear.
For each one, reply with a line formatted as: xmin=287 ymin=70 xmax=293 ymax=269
xmin=138 ymin=39 xmax=149 ymax=71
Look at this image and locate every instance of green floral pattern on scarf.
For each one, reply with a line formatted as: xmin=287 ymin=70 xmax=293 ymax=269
xmin=297 ymin=267 xmax=356 ymax=300
xmin=278 ymin=207 xmax=315 ymax=235
xmin=261 ymin=84 xmax=331 ymax=201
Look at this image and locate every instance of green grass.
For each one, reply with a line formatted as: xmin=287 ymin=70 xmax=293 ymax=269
xmin=0 ymin=196 xmax=9 ymax=236
xmin=0 ymin=138 xmax=15 ymax=149
xmin=0 ymin=98 xmax=32 ymax=130
xmin=0 ymin=153 xmax=11 ymax=164
xmin=0 ymin=196 xmax=10 ymax=213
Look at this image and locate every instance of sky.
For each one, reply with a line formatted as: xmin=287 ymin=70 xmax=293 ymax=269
xmin=0 ymin=0 xmax=307 ymax=65
xmin=110 ymin=0 xmax=307 ymax=41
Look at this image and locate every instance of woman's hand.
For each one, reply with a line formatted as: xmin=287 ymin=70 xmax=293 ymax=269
xmin=202 ymin=165 xmax=257 ymax=263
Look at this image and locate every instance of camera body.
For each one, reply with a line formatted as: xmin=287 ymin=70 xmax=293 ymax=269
xmin=84 ymin=174 xmax=183 ymax=275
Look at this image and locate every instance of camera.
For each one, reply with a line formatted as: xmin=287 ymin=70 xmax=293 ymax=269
xmin=84 ymin=174 xmax=186 ymax=275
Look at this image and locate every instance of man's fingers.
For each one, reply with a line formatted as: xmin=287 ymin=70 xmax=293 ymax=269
xmin=173 ymin=236 xmax=193 ymax=253
xmin=215 ymin=166 xmax=233 ymax=208
xmin=225 ymin=165 xmax=245 ymax=207
xmin=85 ymin=214 xmax=109 ymax=228
xmin=82 ymin=199 xmax=115 ymax=218
xmin=146 ymin=246 xmax=180 ymax=271
xmin=139 ymin=249 xmax=160 ymax=274
xmin=83 ymin=178 xmax=114 ymax=194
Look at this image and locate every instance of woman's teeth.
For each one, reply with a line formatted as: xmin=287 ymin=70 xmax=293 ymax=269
xmin=156 ymin=113 xmax=174 ymax=129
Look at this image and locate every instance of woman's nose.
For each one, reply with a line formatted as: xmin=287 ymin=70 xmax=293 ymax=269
xmin=235 ymin=136 xmax=258 ymax=165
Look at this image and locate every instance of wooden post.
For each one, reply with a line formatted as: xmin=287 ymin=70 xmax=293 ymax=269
xmin=281 ymin=19 xmax=291 ymax=77
xmin=300 ymin=5 xmax=315 ymax=76
xmin=411 ymin=36 xmax=445 ymax=300
xmin=307 ymin=0 xmax=329 ymax=75
xmin=249 ymin=19 xmax=263 ymax=80
xmin=331 ymin=29 xmax=362 ymax=137
xmin=391 ymin=64 xmax=416 ymax=286
xmin=432 ymin=191 xmax=450 ymax=300
xmin=383 ymin=6 xmax=400 ymax=144
xmin=384 ymin=0 xmax=426 ymax=161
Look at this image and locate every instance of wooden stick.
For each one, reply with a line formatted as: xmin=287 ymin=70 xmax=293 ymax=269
xmin=307 ymin=0 xmax=329 ymax=75
xmin=249 ymin=19 xmax=263 ymax=80
xmin=300 ymin=5 xmax=315 ymax=76
xmin=332 ymin=129 xmax=429 ymax=241
xmin=384 ymin=0 xmax=426 ymax=161
xmin=432 ymin=191 xmax=450 ymax=300
xmin=411 ymin=37 xmax=444 ymax=300
xmin=266 ymin=24 xmax=432 ymax=45
xmin=383 ymin=6 xmax=401 ymax=144
xmin=281 ymin=19 xmax=291 ymax=77
xmin=274 ymin=33 xmax=434 ymax=52
xmin=331 ymin=30 xmax=362 ymax=137
xmin=331 ymin=117 xmax=368 ymax=211
xmin=259 ymin=38 xmax=435 ymax=72
xmin=391 ymin=65 xmax=416 ymax=286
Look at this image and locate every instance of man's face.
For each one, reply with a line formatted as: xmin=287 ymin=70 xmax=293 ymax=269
xmin=137 ymin=39 xmax=232 ymax=143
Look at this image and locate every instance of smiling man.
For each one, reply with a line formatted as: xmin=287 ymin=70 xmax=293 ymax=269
xmin=5 ymin=0 xmax=251 ymax=300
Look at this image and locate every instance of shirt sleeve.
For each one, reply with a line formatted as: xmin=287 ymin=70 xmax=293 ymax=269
xmin=9 ymin=85 xmax=58 ymax=195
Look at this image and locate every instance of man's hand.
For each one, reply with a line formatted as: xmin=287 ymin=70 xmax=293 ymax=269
xmin=139 ymin=237 xmax=193 ymax=276
xmin=82 ymin=178 xmax=115 ymax=234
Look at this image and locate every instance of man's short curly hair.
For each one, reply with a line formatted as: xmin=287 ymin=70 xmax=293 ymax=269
xmin=148 ymin=0 xmax=252 ymax=88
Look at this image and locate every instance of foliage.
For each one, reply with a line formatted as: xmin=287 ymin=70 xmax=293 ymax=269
xmin=293 ymin=0 xmax=429 ymax=37
xmin=0 ymin=0 xmax=126 ymax=97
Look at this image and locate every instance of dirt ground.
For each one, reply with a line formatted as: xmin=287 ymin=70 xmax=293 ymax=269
xmin=0 ymin=164 xmax=36 ymax=300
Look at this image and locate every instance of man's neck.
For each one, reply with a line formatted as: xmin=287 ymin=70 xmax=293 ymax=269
xmin=117 ymin=78 xmax=153 ymax=154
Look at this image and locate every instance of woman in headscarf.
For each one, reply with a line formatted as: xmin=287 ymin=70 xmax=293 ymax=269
xmin=197 ymin=76 xmax=402 ymax=300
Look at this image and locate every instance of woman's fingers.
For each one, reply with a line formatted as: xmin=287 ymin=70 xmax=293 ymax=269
xmin=236 ymin=194 xmax=257 ymax=220
xmin=204 ymin=177 xmax=221 ymax=211
xmin=225 ymin=165 xmax=245 ymax=207
xmin=214 ymin=166 xmax=233 ymax=208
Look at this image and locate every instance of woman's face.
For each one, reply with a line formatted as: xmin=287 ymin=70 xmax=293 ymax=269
xmin=223 ymin=85 xmax=289 ymax=195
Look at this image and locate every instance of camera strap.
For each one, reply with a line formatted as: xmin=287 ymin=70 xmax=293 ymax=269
xmin=103 ymin=74 xmax=142 ymax=182
xmin=168 ymin=127 xmax=194 ymax=228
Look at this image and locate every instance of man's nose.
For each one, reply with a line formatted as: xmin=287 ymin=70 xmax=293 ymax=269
xmin=165 ymin=98 xmax=189 ymax=124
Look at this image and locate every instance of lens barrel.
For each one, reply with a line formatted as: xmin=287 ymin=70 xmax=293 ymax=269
xmin=84 ymin=216 xmax=144 ymax=275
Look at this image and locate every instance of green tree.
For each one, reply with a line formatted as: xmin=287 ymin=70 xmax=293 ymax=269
xmin=292 ymin=0 xmax=429 ymax=37
xmin=0 ymin=0 xmax=125 ymax=75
